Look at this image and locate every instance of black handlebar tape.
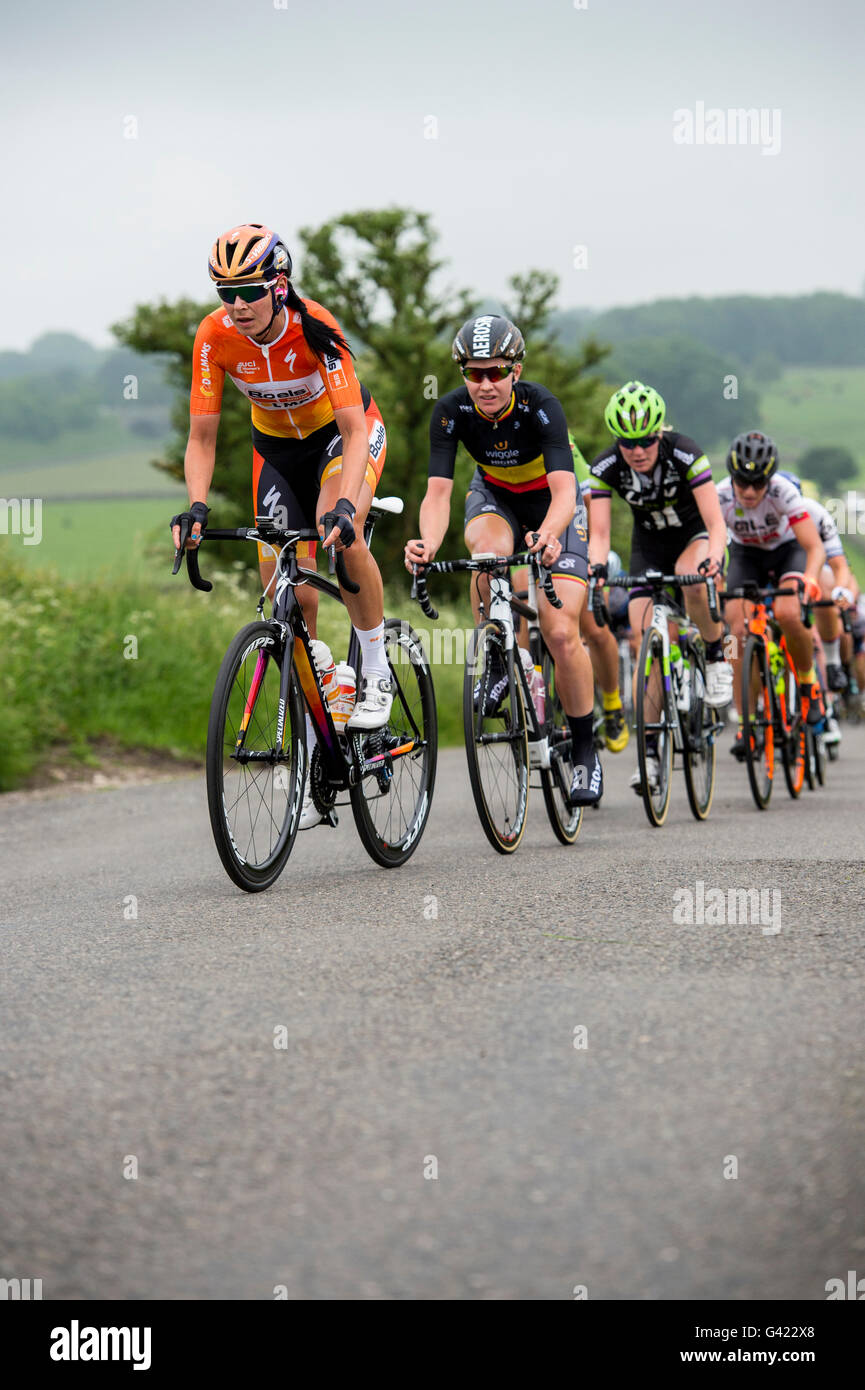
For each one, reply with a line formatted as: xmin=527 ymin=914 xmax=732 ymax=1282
xmin=590 ymin=582 xmax=608 ymax=628
xmin=185 ymin=544 xmax=213 ymax=593
xmin=333 ymin=548 xmax=360 ymax=596
xmin=705 ymin=575 xmax=720 ymax=624
xmin=539 ymin=567 xmax=563 ymax=610
xmin=414 ymin=572 xmax=438 ymax=620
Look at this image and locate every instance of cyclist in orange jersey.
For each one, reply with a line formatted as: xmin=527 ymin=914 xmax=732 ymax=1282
xmin=172 ymin=223 xmax=393 ymax=744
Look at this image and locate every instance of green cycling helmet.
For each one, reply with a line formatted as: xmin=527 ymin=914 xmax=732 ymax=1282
xmin=604 ymin=381 xmax=666 ymax=439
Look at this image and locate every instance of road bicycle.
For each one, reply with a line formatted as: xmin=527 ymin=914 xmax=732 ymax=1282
xmin=610 ymin=570 xmax=725 ymax=827
xmin=173 ymin=498 xmax=437 ymax=891
xmin=722 ymin=582 xmax=825 ymax=809
xmin=412 ymin=544 xmax=582 ymax=853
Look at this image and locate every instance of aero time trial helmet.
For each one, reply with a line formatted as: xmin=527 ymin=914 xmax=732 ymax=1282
xmin=452 ymin=315 xmax=525 ymax=364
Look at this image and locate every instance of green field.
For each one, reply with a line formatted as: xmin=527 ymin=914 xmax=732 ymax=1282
xmin=705 ymin=365 xmax=865 ymax=481
xmin=1 ymin=498 xmax=180 ymax=578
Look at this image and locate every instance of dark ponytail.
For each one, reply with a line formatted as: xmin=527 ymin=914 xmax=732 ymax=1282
xmin=283 ymin=283 xmax=353 ymax=362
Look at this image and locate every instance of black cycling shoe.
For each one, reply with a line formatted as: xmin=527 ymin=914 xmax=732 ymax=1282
xmin=568 ymin=750 xmax=603 ymax=806
xmin=801 ymin=682 xmax=826 ymax=727
xmin=730 ymin=727 xmax=746 ymax=760
xmin=826 ymin=663 xmax=848 ymax=692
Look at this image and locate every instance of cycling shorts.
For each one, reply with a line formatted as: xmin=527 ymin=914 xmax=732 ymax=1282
xmin=464 ymin=469 xmax=588 ymax=584
xmin=725 ymin=538 xmax=807 ymax=592
xmin=627 ymin=517 xmax=708 ymax=599
xmin=252 ymin=389 xmax=386 ymax=561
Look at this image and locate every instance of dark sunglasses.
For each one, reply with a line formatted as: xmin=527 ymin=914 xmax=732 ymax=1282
xmin=619 ymin=434 xmax=660 ymax=450
xmin=216 ymin=279 xmax=277 ymax=305
xmin=460 ymin=363 xmax=516 ymax=384
xmin=734 ymin=476 xmax=769 ymax=492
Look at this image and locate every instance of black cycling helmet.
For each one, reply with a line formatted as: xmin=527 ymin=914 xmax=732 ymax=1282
xmin=452 ymin=314 xmax=525 ymax=364
xmin=726 ymin=430 xmax=778 ymax=483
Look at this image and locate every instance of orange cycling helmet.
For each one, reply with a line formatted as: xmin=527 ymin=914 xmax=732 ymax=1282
xmin=208 ymin=223 xmax=292 ymax=284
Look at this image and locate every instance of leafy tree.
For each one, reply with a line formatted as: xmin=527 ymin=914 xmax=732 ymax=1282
xmin=798 ymin=445 xmax=858 ymax=492
xmin=0 ymin=375 xmax=99 ymax=441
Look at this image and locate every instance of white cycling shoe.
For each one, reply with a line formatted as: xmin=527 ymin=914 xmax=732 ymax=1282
xmin=299 ymin=780 xmax=323 ymax=830
xmin=630 ymin=755 xmax=660 ymax=794
xmin=823 ymin=713 xmax=842 ymax=747
xmin=346 ymin=675 xmax=393 ymax=731
xmin=705 ymin=660 xmax=734 ymax=707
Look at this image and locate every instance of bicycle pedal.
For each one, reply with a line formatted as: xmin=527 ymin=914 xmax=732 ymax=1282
xmin=324 ymin=809 xmax=339 ymax=828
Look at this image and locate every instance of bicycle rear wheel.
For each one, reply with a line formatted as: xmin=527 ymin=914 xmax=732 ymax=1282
xmin=464 ymin=622 xmax=529 ymax=853
xmin=350 ymin=618 xmax=437 ymax=867
xmin=206 ymin=622 xmax=304 ymax=892
xmin=804 ymin=723 xmax=825 ymax=789
xmin=779 ymin=668 xmax=805 ymax=798
xmin=540 ymin=648 xmax=583 ymax=844
xmin=681 ymin=639 xmax=717 ymax=820
xmin=635 ymin=624 xmax=673 ymax=827
xmin=741 ymin=634 xmax=774 ymax=810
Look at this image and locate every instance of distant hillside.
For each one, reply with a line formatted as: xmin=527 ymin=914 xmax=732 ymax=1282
xmin=553 ymin=292 xmax=865 ymax=369
xmin=0 ymin=331 xmax=173 ymax=452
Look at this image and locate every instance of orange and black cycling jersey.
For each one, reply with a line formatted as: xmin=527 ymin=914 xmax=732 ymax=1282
xmin=190 ymin=297 xmax=362 ymax=439
xmin=428 ymin=381 xmax=574 ymax=494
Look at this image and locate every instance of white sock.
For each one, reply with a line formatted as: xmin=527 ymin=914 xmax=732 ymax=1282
xmin=354 ymin=622 xmax=390 ymax=681
xmin=305 ymin=713 xmax=317 ymax=753
xmin=824 ymin=639 xmax=840 ymax=664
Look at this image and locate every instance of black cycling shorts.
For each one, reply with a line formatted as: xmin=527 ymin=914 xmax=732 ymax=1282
xmin=627 ymin=518 xmax=708 ymax=598
xmin=464 ymin=469 xmax=588 ymax=584
xmin=725 ymin=538 xmax=807 ymax=592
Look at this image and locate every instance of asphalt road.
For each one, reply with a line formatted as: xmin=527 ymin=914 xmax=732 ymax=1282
xmin=2 ymin=725 xmax=863 ymax=1300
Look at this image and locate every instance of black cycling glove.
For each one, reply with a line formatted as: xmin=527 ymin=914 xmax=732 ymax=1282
xmin=318 ymin=497 xmax=356 ymax=548
xmin=171 ymin=501 xmax=210 ymax=548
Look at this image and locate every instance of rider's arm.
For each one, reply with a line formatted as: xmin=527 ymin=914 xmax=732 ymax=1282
xmin=791 ymin=514 xmax=825 ymax=586
xmin=827 ymin=552 xmax=854 ymax=595
xmin=418 ymin=477 xmax=454 ymax=557
xmin=184 ymin=413 xmax=219 ymax=506
xmin=331 ymin=403 xmax=370 ymax=512
xmin=405 ymin=400 xmax=459 ymax=566
xmin=692 ymin=480 xmax=728 ymax=571
xmin=586 ymin=494 xmax=611 ymax=569
xmin=537 ymin=470 xmax=577 ymax=543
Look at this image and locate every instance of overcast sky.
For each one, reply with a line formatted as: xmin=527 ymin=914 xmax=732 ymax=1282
xmin=4 ymin=0 xmax=863 ymax=349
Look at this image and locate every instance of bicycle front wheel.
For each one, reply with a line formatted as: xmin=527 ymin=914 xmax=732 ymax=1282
xmin=350 ymin=618 xmax=437 ymax=867
xmin=206 ymin=622 xmax=304 ymax=892
xmin=741 ymin=634 xmax=774 ymax=810
xmin=540 ymin=647 xmax=583 ymax=845
xmin=635 ymin=624 xmax=673 ymax=827
xmin=464 ymin=623 xmax=529 ymax=853
xmin=681 ymin=640 xmax=717 ymax=820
